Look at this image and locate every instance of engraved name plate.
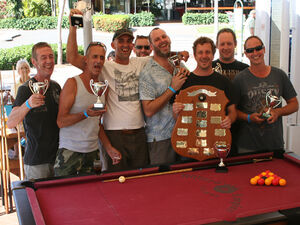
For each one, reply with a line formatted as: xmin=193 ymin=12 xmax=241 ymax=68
xmin=196 ymin=102 xmax=208 ymax=109
xmin=183 ymin=103 xmax=193 ymax=111
xmin=215 ymin=129 xmax=226 ymax=136
xmin=196 ymin=120 xmax=207 ymax=128
xmin=211 ymin=116 xmax=222 ymax=124
xmin=210 ymin=103 xmax=221 ymax=111
xmin=188 ymin=148 xmax=199 ymax=155
xmin=197 ymin=111 xmax=207 ymax=119
xmin=177 ymin=128 xmax=188 ymax=136
xmin=176 ymin=141 xmax=187 ymax=148
xmin=196 ymin=129 xmax=207 ymax=137
xmin=181 ymin=116 xmax=193 ymax=124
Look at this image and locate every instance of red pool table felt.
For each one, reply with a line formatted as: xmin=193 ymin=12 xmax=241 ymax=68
xmin=26 ymin=155 xmax=300 ymax=225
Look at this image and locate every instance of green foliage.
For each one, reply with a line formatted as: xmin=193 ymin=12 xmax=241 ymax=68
xmin=23 ymin=0 xmax=51 ymax=17
xmin=93 ymin=14 xmax=130 ymax=32
xmin=129 ymin=11 xmax=155 ymax=27
xmin=6 ymin=0 xmax=24 ymax=18
xmin=0 ymin=44 xmax=84 ymax=70
xmin=0 ymin=0 xmax=8 ymax=19
xmin=182 ymin=12 xmax=229 ymax=25
xmin=0 ymin=16 xmax=69 ymax=29
xmin=147 ymin=3 xmax=162 ymax=18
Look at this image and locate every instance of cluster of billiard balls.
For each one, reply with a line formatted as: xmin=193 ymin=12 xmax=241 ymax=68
xmin=250 ymin=170 xmax=286 ymax=186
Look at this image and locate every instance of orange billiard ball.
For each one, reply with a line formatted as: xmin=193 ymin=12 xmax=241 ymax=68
xmin=265 ymin=178 xmax=272 ymax=186
xmin=250 ymin=178 xmax=257 ymax=185
xmin=279 ymin=179 xmax=287 ymax=186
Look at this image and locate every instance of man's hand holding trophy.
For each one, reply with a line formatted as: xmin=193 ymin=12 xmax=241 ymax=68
xmin=26 ymin=79 xmax=49 ymax=109
xmin=260 ymin=90 xmax=282 ymax=124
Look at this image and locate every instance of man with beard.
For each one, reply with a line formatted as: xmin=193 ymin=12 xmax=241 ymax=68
xmin=133 ymin=35 xmax=152 ymax=57
xmin=233 ymin=36 xmax=298 ymax=157
xmin=139 ymin=28 xmax=189 ymax=166
xmin=7 ymin=42 xmax=61 ymax=180
xmin=213 ymin=28 xmax=248 ymax=81
xmin=54 ymin=42 xmax=118 ymax=176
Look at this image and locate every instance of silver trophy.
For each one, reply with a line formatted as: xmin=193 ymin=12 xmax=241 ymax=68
xmin=29 ymin=80 xmax=49 ymax=95
xmin=215 ymin=142 xmax=230 ymax=173
xmin=90 ymin=79 xmax=108 ymax=110
xmin=168 ymin=55 xmax=181 ymax=74
xmin=261 ymin=90 xmax=282 ymax=119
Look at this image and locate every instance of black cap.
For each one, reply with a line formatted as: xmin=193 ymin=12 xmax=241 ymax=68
xmin=112 ymin=28 xmax=134 ymax=41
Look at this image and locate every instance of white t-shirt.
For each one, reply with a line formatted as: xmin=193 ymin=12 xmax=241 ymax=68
xmin=101 ymin=57 xmax=149 ymax=130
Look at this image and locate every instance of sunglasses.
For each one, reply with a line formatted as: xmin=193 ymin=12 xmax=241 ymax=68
xmin=135 ymin=45 xmax=150 ymax=50
xmin=87 ymin=42 xmax=107 ymax=52
xmin=245 ymin=45 xmax=264 ymax=53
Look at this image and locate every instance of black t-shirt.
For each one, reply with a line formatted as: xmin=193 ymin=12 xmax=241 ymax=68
xmin=212 ymin=59 xmax=249 ymax=81
xmin=171 ymin=71 xmax=237 ymax=106
xmin=13 ymin=77 xmax=61 ymax=165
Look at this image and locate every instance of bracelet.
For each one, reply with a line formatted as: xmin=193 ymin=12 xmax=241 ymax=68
xmin=247 ymin=114 xmax=251 ymax=123
xmin=83 ymin=110 xmax=89 ymax=118
xmin=25 ymin=100 xmax=32 ymax=110
xmin=168 ymin=86 xmax=176 ymax=94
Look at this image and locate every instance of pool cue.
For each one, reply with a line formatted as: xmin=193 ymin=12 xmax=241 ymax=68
xmin=13 ymin=65 xmax=25 ymax=180
xmin=1 ymin=72 xmax=13 ymax=212
xmin=0 ymin=72 xmax=9 ymax=213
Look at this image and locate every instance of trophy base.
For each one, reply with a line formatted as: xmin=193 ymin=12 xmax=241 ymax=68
xmin=215 ymin=166 xmax=228 ymax=173
xmin=92 ymin=103 xmax=105 ymax=110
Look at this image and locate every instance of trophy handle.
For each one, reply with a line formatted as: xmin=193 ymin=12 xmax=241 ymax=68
xmin=28 ymin=80 xmax=35 ymax=93
xmin=103 ymin=80 xmax=108 ymax=95
xmin=43 ymin=79 xmax=49 ymax=95
xmin=90 ymin=79 xmax=98 ymax=96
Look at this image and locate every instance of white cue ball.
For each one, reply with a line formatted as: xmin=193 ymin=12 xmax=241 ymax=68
xmin=119 ymin=176 xmax=126 ymax=183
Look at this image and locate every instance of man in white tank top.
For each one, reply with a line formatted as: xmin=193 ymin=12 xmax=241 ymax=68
xmin=54 ymin=41 xmax=121 ymax=176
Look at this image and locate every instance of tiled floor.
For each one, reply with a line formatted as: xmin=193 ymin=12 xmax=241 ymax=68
xmin=0 ymin=173 xmax=20 ymax=225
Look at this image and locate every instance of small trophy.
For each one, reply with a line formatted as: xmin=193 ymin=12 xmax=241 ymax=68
xmin=215 ymin=142 xmax=230 ymax=173
xmin=29 ymin=80 xmax=49 ymax=95
xmin=90 ymin=79 xmax=108 ymax=110
xmin=168 ymin=55 xmax=181 ymax=74
xmin=261 ymin=90 xmax=282 ymax=119
xmin=71 ymin=1 xmax=91 ymax=27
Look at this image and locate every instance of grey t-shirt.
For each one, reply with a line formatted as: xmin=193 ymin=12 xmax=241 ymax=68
xmin=233 ymin=67 xmax=297 ymax=152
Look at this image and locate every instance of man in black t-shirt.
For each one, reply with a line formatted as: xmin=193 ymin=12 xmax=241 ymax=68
xmin=7 ymin=42 xmax=61 ymax=180
xmin=212 ymin=28 xmax=248 ymax=156
xmin=212 ymin=28 xmax=248 ymax=81
xmin=173 ymin=37 xmax=237 ymax=130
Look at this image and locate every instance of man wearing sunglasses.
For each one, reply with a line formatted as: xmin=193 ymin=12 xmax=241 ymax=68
xmin=233 ymin=36 xmax=299 ymax=157
xmin=133 ymin=35 xmax=152 ymax=57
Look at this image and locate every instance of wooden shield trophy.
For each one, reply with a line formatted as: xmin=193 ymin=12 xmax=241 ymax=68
xmin=171 ymin=85 xmax=231 ymax=162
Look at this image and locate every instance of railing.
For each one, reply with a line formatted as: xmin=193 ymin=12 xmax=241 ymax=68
xmin=186 ymin=6 xmax=255 ymax=11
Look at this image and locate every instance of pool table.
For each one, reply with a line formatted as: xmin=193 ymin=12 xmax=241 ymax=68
xmin=12 ymin=152 xmax=300 ymax=225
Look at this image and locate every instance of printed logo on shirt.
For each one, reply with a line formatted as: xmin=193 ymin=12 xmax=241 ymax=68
xmin=114 ymin=68 xmax=139 ymax=102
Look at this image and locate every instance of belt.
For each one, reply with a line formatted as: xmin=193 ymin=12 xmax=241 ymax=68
xmin=118 ymin=127 xmax=144 ymax=134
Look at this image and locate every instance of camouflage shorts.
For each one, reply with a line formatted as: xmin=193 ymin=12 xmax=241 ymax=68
xmin=54 ymin=148 xmax=99 ymax=177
